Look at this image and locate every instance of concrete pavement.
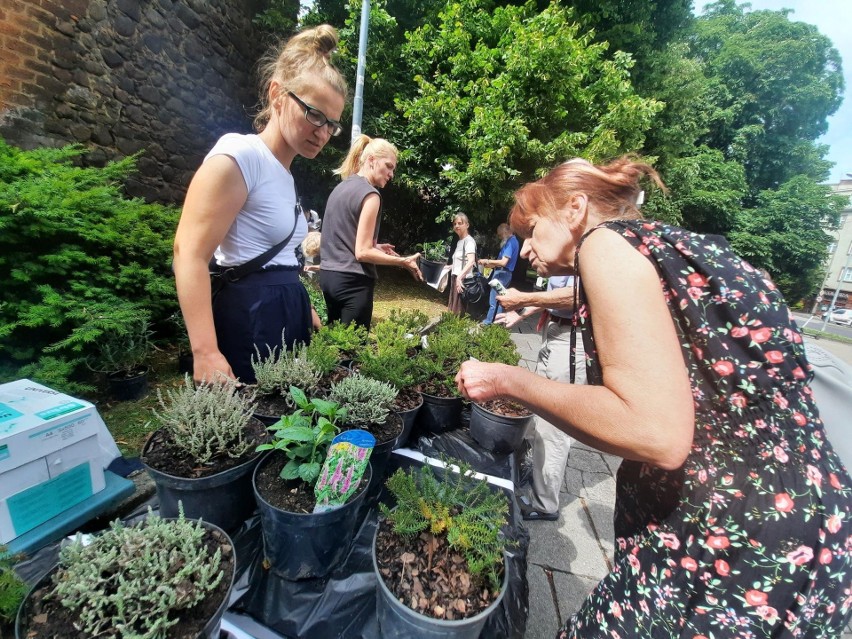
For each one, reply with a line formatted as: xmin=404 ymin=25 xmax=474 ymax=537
xmin=507 ymin=317 xmax=852 ymax=639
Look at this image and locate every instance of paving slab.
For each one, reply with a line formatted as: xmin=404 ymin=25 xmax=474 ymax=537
xmin=526 ymin=565 xmax=561 ymax=639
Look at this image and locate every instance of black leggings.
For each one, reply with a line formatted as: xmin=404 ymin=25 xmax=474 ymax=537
xmin=320 ymin=270 xmax=376 ymax=330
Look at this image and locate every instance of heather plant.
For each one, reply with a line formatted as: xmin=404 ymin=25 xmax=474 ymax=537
xmin=380 ymin=459 xmax=510 ymax=589
xmin=415 ymin=313 xmax=476 ymax=395
xmin=251 ymin=340 xmax=322 ymax=399
xmin=150 ymin=376 xmax=258 ymax=465
xmin=0 ymin=546 xmax=27 ymax=626
xmin=328 ymin=373 xmax=398 ymax=427
xmin=305 ymin=337 xmax=341 ymax=376
xmin=48 ymin=509 xmax=226 ymax=639
xmin=257 ymin=386 xmax=347 ymax=485
xmin=0 ymin=139 xmax=179 ymax=390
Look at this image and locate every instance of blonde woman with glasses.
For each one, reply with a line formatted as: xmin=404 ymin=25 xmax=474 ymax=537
xmin=173 ymin=25 xmax=346 ymax=384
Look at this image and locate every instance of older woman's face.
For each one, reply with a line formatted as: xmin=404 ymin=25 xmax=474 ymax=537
xmin=452 ymin=217 xmax=469 ymax=236
xmin=518 ymin=214 xmax=574 ymax=276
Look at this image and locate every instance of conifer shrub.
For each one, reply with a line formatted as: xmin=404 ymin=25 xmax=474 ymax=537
xmin=0 ymin=139 xmax=179 ymax=391
xmin=380 ymin=460 xmax=510 ymax=589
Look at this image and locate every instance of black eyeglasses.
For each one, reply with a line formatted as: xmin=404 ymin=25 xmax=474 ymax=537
xmin=287 ymin=92 xmax=343 ymax=137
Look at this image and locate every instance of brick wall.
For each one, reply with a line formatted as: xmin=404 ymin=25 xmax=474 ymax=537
xmin=0 ymin=0 xmax=268 ymax=203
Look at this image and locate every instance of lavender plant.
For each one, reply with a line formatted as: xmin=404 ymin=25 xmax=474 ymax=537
xmin=49 ymin=509 xmax=227 ymax=639
xmin=328 ymin=373 xmax=398 ymax=427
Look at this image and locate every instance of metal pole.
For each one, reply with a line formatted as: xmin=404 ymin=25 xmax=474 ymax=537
xmin=820 ymin=252 xmax=851 ymax=331
xmin=351 ymin=0 xmax=370 ymax=141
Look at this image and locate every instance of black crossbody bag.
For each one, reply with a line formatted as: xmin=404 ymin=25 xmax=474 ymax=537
xmin=209 ymin=198 xmax=302 ymax=300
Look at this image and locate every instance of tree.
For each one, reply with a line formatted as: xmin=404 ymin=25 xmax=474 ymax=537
xmin=390 ymin=0 xmax=663 ymax=229
xmin=728 ymin=175 xmax=844 ymax=302
xmin=691 ymin=1 xmax=843 ymax=192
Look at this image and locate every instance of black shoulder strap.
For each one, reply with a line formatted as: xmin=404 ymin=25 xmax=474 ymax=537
xmin=212 ymin=186 xmax=301 ymax=282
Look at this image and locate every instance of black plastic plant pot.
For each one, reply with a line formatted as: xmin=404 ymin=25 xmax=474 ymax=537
xmin=107 ymin=368 xmax=149 ymax=401
xmin=253 ymin=411 xmax=280 ymax=427
xmin=372 ymin=527 xmax=509 ymax=639
xmin=252 ymin=452 xmax=373 ymax=581
xmin=419 ymin=258 xmax=445 ymax=285
xmin=469 ymin=403 xmax=534 ymax=454
xmin=416 ymin=392 xmax=463 ymax=435
xmin=394 ymin=395 xmax=423 ymax=448
xmin=142 ymin=433 xmax=264 ymax=532
xmin=16 ymin=519 xmax=235 ymax=639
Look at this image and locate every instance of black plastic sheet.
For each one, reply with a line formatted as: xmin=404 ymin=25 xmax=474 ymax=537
xmin=13 ymin=451 xmax=529 ymax=639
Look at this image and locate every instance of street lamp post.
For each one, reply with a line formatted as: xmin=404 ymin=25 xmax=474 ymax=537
xmin=351 ymin=0 xmax=370 ymax=141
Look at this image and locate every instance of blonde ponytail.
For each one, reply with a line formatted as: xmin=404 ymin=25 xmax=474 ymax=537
xmin=335 ymin=135 xmax=400 ymax=179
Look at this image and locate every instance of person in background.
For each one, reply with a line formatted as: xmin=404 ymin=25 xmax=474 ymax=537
xmin=456 ymin=156 xmax=850 ymax=637
xmin=301 ymin=231 xmax=322 ymax=274
xmin=320 ymin=134 xmax=421 ymax=330
xmin=447 ymin=213 xmax=477 ymax=316
xmin=495 ymin=277 xmax=585 ymax=520
xmin=173 ymin=25 xmax=346 ymax=384
xmin=479 ymin=223 xmax=520 ymax=325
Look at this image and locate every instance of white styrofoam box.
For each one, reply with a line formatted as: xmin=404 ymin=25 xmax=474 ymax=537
xmin=0 ymin=379 xmax=119 ymax=474
xmin=0 ymin=380 xmax=116 ymax=543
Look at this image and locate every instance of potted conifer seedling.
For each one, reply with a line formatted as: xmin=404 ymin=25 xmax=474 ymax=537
xmin=141 ymin=377 xmax=267 ymax=532
xmin=416 ymin=239 xmax=450 ymax=285
xmin=467 ymin=324 xmax=533 ymax=453
xmin=374 ymin=460 xmax=511 ymax=638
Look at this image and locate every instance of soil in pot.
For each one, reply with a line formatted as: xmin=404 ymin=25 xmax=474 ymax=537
xmin=17 ymin=526 xmax=234 ymax=639
xmin=142 ymin=418 xmax=268 ymax=479
xmin=375 ymin=522 xmax=502 ymax=621
xmin=477 ymin=398 xmax=531 ymax=418
xmin=393 ymin=386 xmax=422 ymax=412
xmin=253 ymin=452 xmax=369 ymax=513
xmin=252 ymin=392 xmax=292 ymax=425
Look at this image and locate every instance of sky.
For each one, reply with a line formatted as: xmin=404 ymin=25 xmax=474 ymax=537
xmin=694 ymin=0 xmax=852 ymax=184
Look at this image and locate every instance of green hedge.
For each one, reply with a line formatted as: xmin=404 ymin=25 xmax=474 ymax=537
xmin=0 ymin=139 xmax=179 ymax=393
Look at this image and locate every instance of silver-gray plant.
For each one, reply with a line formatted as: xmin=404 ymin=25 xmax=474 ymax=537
xmin=251 ymin=341 xmax=321 ymax=398
xmin=51 ymin=509 xmax=227 ymax=638
xmin=328 ymin=373 xmax=398 ymax=426
xmin=152 ymin=376 xmax=257 ymax=464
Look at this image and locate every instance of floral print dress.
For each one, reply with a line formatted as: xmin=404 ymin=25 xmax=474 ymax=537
xmin=559 ymin=220 xmax=851 ymax=639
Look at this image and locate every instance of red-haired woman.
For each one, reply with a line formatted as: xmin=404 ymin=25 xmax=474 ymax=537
xmin=456 ymin=157 xmax=851 ymax=638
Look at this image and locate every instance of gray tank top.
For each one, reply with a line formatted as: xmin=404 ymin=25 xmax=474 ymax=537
xmin=320 ymin=175 xmax=381 ymax=279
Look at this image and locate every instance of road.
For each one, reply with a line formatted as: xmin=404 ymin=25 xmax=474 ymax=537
xmin=793 ymin=311 xmax=852 ymax=341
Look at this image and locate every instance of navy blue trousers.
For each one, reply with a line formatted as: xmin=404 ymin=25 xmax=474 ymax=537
xmin=213 ymin=268 xmax=311 ymax=383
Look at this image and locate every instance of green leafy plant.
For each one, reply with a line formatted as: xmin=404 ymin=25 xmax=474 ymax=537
xmin=0 ymin=546 xmax=27 ymax=626
xmin=85 ymin=309 xmax=153 ymax=378
xmin=311 ymin=321 xmax=368 ymax=361
xmin=328 ymin=373 xmax=398 ymax=427
xmin=416 ymin=239 xmax=450 ymax=262
xmin=0 ymin=140 xmax=180 ymax=389
xmin=150 ymin=376 xmax=259 ymax=466
xmin=257 ymin=386 xmax=347 ymax=485
xmin=415 ymin=313 xmax=476 ymax=395
xmin=380 ymin=459 xmax=510 ymax=589
xmin=469 ymin=323 xmax=520 ymax=366
xmin=302 ymin=275 xmax=327 ymax=324
xmin=46 ymin=509 xmax=226 ymax=639
xmin=385 ymin=308 xmax=430 ymax=335
xmin=359 ymin=325 xmax=422 ymax=391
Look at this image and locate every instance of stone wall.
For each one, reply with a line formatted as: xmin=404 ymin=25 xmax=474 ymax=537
xmin=0 ymin=0 xmax=268 ymax=203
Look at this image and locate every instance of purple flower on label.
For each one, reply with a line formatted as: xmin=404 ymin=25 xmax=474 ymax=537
xmin=342 ymin=466 xmax=354 ymax=493
xmin=357 ymin=446 xmax=367 ymax=461
xmin=317 ymin=465 xmax=329 ymax=490
xmin=330 ymin=458 xmax=344 ymax=488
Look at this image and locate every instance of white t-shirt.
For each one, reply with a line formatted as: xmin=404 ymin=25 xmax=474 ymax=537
xmin=206 ymin=133 xmax=307 ymax=268
xmin=451 ymin=235 xmax=476 ymax=277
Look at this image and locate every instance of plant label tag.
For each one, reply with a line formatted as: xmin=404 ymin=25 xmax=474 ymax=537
xmin=313 ymin=430 xmax=375 ymax=513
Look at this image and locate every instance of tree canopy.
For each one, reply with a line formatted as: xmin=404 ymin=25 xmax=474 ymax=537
xmin=291 ymin=0 xmax=844 ymax=302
